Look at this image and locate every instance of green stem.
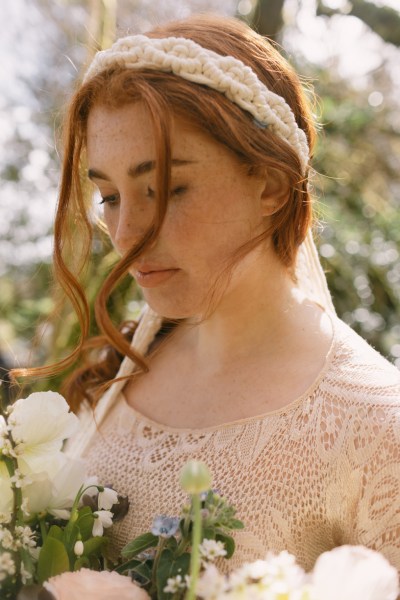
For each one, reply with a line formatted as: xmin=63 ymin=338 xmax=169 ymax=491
xmin=150 ymin=537 xmax=166 ymax=595
xmin=175 ymin=537 xmax=189 ymax=558
xmin=3 ymin=455 xmax=20 ymax=528
xmin=185 ymin=494 xmax=202 ymax=600
xmin=175 ymin=507 xmax=192 ymax=558
xmin=70 ymin=483 xmax=104 ymax=516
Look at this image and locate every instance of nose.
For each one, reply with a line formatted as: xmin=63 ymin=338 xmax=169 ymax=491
xmin=112 ymin=198 xmax=154 ymax=256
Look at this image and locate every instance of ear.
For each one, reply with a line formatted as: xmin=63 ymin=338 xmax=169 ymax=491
xmin=259 ymin=167 xmax=290 ymax=216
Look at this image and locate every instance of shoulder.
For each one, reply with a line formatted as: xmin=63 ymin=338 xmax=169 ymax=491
xmin=323 ymin=316 xmax=400 ymax=406
xmin=312 ymin=317 xmax=400 ymax=459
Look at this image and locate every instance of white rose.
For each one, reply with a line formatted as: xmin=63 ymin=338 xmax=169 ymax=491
xmin=22 ymin=457 xmax=88 ymax=519
xmin=311 ymin=545 xmax=399 ymax=600
xmin=8 ymin=392 xmax=79 ymax=477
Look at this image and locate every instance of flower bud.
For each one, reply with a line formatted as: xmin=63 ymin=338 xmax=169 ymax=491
xmin=180 ymin=460 xmax=212 ymax=495
xmin=74 ymin=540 xmax=84 ymax=556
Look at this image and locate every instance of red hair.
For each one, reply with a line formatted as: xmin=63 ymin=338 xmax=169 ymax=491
xmin=12 ymin=14 xmax=316 ymax=411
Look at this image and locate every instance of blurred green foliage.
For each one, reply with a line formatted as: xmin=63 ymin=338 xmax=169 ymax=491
xmin=312 ymin=67 xmax=400 ymax=358
xmin=0 ymin=0 xmax=399 ymax=404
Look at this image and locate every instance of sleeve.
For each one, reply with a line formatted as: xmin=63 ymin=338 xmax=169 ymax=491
xmin=353 ymin=398 xmax=400 ymax=573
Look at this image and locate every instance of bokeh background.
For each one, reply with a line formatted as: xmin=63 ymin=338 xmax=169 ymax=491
xmin=1 ymin=0 xmax=399 ymax=399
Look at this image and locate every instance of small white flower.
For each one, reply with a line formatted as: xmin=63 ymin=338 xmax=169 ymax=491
xmin=74 ymin=540 xmax=84 ymax=556
xmin=0 ymin=513 xmax=12 ymax=525
xmin=0 ymin=462 xmax=13 ymax=523
xmin=29 ymin=546 xmax=40 ymax=562
xmin=15 ymin=526 xmax=36 ymax=549
xmin=20 ymin=563 xmax=33 ymax=585
xmin=10 ymin=469 xmax=23 ymax=488
xmin=199 ymin=539 xmax=227 ymax=564
xmin=164 ymin=574 xmax=186 ymax=593
xmin=20 ymin=497 xmax=30 ymax=517
xmin=196 ymin=565 xmax=227 ymax=599
xmin=0 ymin=527 xmax=15 ymax=551
xmin=92 ymin=510 xmax=114 ymax=536
xmin=0 ymin=417 xmax=16 ymax=458
xmin=98 ymin=487 xmax=119 ymax=510
xmin=0 ymin=551 xmax=16 ymax=580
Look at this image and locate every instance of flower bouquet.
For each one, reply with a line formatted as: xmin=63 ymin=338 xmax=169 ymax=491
xmin=0 ymin=392 xmax=244 ymax=599
xmin=0 ymin=392 xmax=129 ymax=599
xmin=116 ymin=460 xmax=244 ymax=600
xmin=1 ymin=391 xmax=399 ymax=600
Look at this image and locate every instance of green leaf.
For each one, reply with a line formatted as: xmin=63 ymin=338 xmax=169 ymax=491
xmin=115 ymin=558 xmax=142 ymax=575
xmin=202 ymin=528 xmax=216 ymax=541
xmin=165 ymin=536 xmax=178 ymax=552
xmin=83 ymin=536 xmax=108 ymax=557
xmin=121 ymin=532 xmax=159 ymax=558
xmin=229 ymin=518 xmax=244 ymax=530
xmin=216 ymin=533 xmax=235 ymax=559
xmin=73 ymin=556 xmax=90 ymax=571
xmin=131 ymin=561 xmax=152 ymax=584
xmin=156 ymin=549 xmax=191 ymax=600
xmin=76 ymin=507 xmax=95 ymax=540
xmin=62 ymin=523 xmax=80 ymax=559
xmin=37 ymin=536 xmax=70 ymax=584
xmin=47 ymin=525 xmax=63 ymax=541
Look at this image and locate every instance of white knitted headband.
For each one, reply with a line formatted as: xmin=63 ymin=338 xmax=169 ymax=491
xmin=84 ymin=34 xmax=310 ymax=174
xmin=84 ymin=33 xmax=334 ymax=314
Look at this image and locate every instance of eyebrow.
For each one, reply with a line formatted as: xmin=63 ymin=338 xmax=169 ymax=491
xmin=87 ymin=159 xmax=194 ymax=182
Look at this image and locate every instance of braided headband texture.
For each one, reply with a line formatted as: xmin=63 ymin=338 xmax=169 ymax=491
xmin=84 ymin=35 xmax=310 ymax=174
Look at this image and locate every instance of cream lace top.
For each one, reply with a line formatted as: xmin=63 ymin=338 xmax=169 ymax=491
xmin=69 ymin=312 xmax=400 ymax=574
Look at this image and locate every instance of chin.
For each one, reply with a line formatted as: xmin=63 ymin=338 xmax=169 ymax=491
xmin=142 ymin=292 xmax=204 ymax=321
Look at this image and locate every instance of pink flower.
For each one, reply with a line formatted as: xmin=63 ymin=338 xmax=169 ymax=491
xmin=44 ymin=569 xmax=150 ymax=600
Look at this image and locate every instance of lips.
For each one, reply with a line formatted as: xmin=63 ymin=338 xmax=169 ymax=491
xmin=134 ymin=264 xmax=180 ymax=288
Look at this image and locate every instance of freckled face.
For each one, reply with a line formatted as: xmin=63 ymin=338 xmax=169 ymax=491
xmin=86 ymin=102 xmax=270 ymax=319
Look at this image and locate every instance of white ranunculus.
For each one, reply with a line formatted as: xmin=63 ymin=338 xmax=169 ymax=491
xmin=22 ymin=457 xmax=88 ymax=519
xmin=311 ymin=545 xmax=399 ymax=600
xmin=8 ymin=392 xmax=79 ymax=476
xmin=44 ymin=568 xmax=151 ymax=600
xmin=0 ymin=461 xmax=13 ymax=523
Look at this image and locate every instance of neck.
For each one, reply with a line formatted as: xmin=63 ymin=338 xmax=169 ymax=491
xmin=182 ymin=249 xmax=313 ymax=373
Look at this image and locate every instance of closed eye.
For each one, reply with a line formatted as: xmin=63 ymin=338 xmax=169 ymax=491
xmin=172 ymin=186 xmax=187 ymax=197
xmin=99 ymin=193 xmax=120 ymax=205
xmin=146 ymin=186 xmax=188 ymax=198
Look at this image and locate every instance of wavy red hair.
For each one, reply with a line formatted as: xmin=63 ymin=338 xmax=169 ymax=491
xmin=11 ymin=14 xmax=316 ymax=411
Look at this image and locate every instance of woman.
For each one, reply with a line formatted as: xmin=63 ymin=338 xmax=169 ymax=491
xmin=20 ymin=14 xmax=400 ymax=573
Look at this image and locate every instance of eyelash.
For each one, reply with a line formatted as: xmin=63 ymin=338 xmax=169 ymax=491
xmin=99 ymin=186 xmax=187 ymax=205
xmin=147 ymin=186 xmax=188 ymax=198
xmin=99 ymin=193 xmax=119 ymax=205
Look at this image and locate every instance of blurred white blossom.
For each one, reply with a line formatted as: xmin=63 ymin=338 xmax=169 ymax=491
xmin=311 ymin=545 xmax=399 ymax=600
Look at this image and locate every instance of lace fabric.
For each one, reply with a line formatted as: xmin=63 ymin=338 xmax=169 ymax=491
xmin=73 ymin=316 xmax=400 ymax=573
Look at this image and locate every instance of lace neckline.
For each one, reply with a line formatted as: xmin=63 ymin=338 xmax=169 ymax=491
xmin=119 ymin=311 xmax=338 ymax=434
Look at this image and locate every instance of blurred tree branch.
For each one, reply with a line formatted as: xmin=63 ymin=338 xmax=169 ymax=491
xmin=246 ymin=0 xmax=285 ymax=39
xmin=86 ymin=0 xmax=117 ymax=60
xmin=317 ymin=0 xmax=400 ymax=46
